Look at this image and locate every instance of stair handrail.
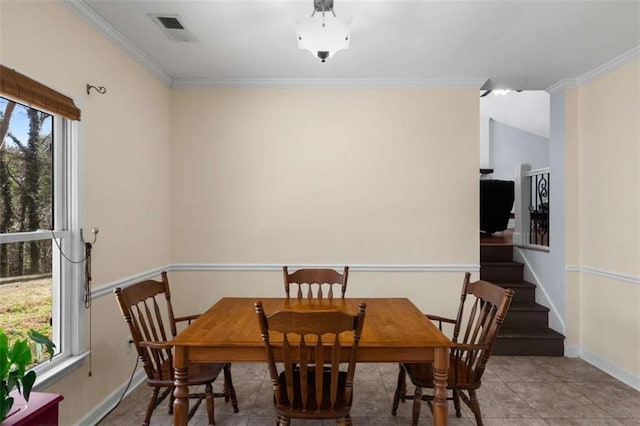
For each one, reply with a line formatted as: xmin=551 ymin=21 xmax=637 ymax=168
xmin=514 ymin=164 xmax=550 ymax=248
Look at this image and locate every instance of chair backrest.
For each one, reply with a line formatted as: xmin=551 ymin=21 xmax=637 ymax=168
xmin=450 ymin=272 xmax=513 ymax=385
xmin=282 ymin=266 xmax=349 ymax=299
xmin=255 ymin=301 xmax=366 ymax=413
xmin=114 ymin=271 xmax=178 ymax=383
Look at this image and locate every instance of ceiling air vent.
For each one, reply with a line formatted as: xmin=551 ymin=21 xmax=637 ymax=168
xmin=149 ymin=14 xmax=197 ymax=42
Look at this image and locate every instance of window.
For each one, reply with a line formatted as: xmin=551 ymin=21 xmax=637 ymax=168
xmin=0 ymin=95 xmax=84 ymax=380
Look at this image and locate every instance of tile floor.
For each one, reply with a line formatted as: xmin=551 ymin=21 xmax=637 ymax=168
xmin=99 ymin=357 xmax=640 ymax=425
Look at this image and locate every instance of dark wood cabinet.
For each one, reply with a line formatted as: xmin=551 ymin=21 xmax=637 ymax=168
xmin=3 ymin=392 xmax=63 ymax=426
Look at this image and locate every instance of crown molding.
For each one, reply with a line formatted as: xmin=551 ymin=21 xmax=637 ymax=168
xmin=546 ymin=79 xmax=578 ymax=95
xmin=546 ymin=44 xmax=640 ymax=94
xmin=59 ymin=1 xmax=487 ymax=90
xmin=61 ymin=0 xmax=173 ymax=87
xmin=577 ymin=45 xmax=640 ymax=86
xmin=170 ymin=78 xmax=489 ymax=89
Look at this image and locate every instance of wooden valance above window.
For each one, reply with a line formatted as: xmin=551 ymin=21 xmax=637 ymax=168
xmin=0 ymin=64 xmax=81 ymax=121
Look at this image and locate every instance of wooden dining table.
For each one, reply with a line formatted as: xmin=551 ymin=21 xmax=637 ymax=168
xmin=171 ymin=297 xmax=452 ymax=425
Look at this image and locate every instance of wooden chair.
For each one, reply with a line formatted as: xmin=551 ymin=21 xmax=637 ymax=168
xmin=391 ymin=272 xmax=513 ymax=426
xmin=254 ymin=301 xmax=366 ymax=425
xmin=282 ymin=266 xmax=349 ymax=299
xmin=114 ymin=272 xmax=238 ymax=425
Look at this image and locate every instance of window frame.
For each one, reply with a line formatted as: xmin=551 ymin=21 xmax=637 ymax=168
xmin=0 ymin=97 xmax=86 ymax=386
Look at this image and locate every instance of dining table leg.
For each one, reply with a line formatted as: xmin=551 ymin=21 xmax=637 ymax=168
xmin=173 ymin=346 xmax=189 ymax=426
xmin=432 ymin=346 xmax=449 ymax=426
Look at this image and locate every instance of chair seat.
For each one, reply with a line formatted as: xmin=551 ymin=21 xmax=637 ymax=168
xmin=147 ymin=360 xmax=226 ymax=387
xmin=274 ymin=369 xmax=351 ymax=419
xmin=402 ymin=356 xmax=480 ymax=390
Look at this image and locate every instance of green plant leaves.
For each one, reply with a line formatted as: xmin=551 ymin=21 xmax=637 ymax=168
xmin=0 ymin=328 xmax=55 ymax=423
xmin=10 ymin=339 xmax=32 ymax=375
xmin=0 ymin=391 xmax=13 ymax=422
xmin=21 ymin=371 xmax=36 ymax=402
xmin=0 ymin=331 xmax=8 ymax=381
xmin=28 ymin=330 xmax=55 ymax=361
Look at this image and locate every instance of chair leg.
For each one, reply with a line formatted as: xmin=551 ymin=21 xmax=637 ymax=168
xmin=453 ymin=389 xmax=462 ymax=417
xmin=223 ymin=363 xmax=239 ymax=413
xmin=277 ymin=415 xmax=290 ymax=425
xmin=391 ymin=364 xmax=406 ymax=415
xmin=468 ymin=389 xmax=483 ymax=426
xmin=343 ymin=414 xmax=353 ymax=425
xmin=144 ymin=387 xmax=159 ymax=426
xmin=205 ymin=382 xmax=215 ymax=425
xmin=168 ymin=386 xmax=175 ymax=414
xmin=412 ymin=386 xmax=422 ymax=426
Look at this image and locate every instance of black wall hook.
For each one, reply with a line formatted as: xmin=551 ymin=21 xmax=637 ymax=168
xmin=86 ymin=84 xmax=107 ymax=95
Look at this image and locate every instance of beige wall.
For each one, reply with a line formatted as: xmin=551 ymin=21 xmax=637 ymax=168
xmin=168 ymin=270 xmax=468 ymax=323
xmin=2 ymin=2 xmax=481 ymax=421
xmin=3 ymin=0 xmax=638 ymax=421
xmin=1 ymin=1 xmax=172 ymax=424
xmin=171 ymin=88 xmax=478 ymax=265
xmin=170 ymin=88 xmax=480 ymax=311
xmin=572 ymin=60 xmax=640 ymax=376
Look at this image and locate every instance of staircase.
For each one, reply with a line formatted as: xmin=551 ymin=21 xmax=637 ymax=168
xmin=480 ymin=244 xmax=564 ymax=356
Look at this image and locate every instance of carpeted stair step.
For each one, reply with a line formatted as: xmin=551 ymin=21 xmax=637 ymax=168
xmin=480 ymin=261 xmax=524 ymax=283
xmin=480 ymin=245 xmax=513 ymax=263
xmin=494 ymin=281 xmax=536 ymax=304
xmin=503 ymin=303 xmax=550 ymax=329
xmin=494 ymin=327 xmax=565 ymax=356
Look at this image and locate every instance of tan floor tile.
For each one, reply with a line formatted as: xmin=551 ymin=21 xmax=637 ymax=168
xmin=348 ymin=415 xmax=399 ymax=425
xmin=488 ymin=356 xmax=560 ymax=383
xmin=508 ymin=381 xmax=609 ymax=419
xmin=395 ymin=414 xmax=472 ymax=425
xmin=392 ymin=398 xmax=473 ymax=420
xmin=476 ymin=381 xmax=540 ymax=418
xmin=529 ymin=357 xmax=620 ymax=383
xmin=99 ymin=357 xmax=639 ymax=426
xmin=355 ymin=362 xmax=385 ymax=381
xmin=481 ymin=419 xmax=547 ymax=426
xmin=544 ymin=420 xmax=625 ymax=426
xmin=191 ymin=414 xmax=250 ymax=425
xmin=564 ymin=381 xmax=640 ymax=419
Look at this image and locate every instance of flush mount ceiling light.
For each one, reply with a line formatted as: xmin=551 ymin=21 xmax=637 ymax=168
xmin=296 ymin=0 xmax=350 ymax=63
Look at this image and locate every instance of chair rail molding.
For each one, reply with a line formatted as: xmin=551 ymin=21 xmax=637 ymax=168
xmin=90 ymin=263 xmax=480 ymax=300
xmin=565 ymin=265 xmax=640 ymax=285
xmin=170 ymin=263 xmax=479 ymax=273
xmin=90 ymin=264 xmax=171 ymax=299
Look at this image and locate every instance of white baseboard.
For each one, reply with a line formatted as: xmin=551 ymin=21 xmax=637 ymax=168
xmin=564 ymin=345 xmax=580 ymax=358
xmin=579 ymin=347 xmax=640 ymax=391
xmin=75 ymin=368 xmax=146 ymax=426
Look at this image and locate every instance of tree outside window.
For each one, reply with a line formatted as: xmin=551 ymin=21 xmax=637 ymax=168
xmin=1 ymin=97 xmax=55 ymax=365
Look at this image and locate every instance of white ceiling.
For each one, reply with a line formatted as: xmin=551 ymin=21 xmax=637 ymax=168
xmin=72 ymin=0 xmax=640 ymax=89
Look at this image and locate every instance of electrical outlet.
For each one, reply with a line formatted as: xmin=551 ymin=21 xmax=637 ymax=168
xmin=125 ymin=335 xmax=133 ymax=354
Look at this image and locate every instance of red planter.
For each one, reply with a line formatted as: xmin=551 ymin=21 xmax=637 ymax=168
xmin=3 ymin=392 xmax=63 ymax=426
